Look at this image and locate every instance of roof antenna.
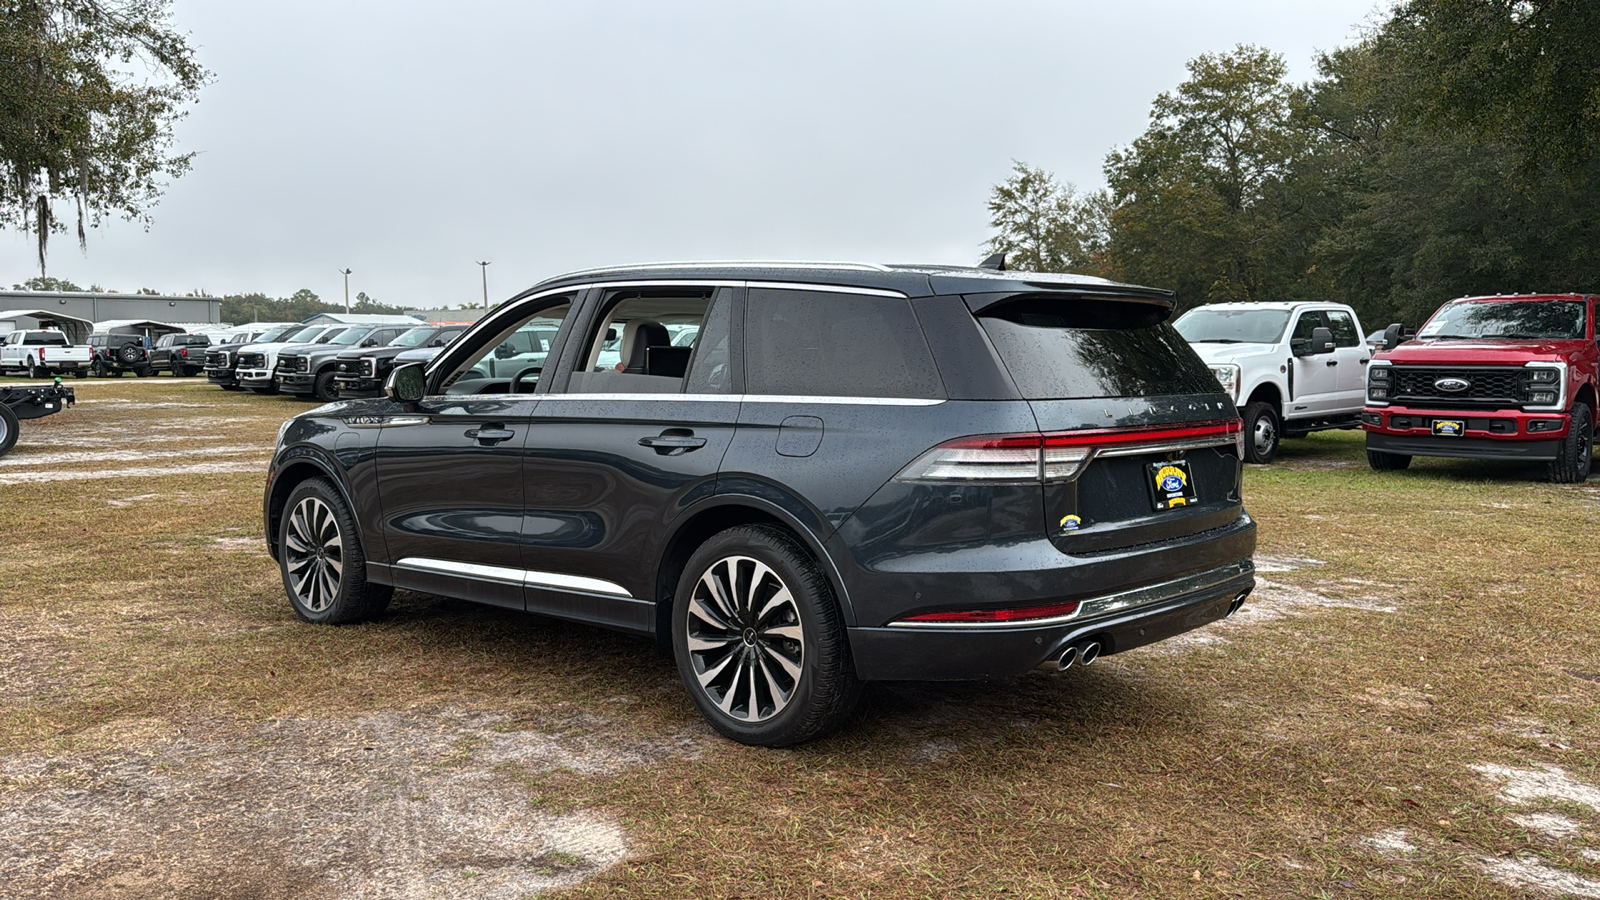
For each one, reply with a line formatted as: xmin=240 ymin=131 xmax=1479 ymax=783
xmin=978 ymin=252 xmax=1006 ymax=271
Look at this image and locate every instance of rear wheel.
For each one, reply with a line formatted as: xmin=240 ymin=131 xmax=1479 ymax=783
xmin=116 ymin=343 xmax=142 ymax=364
xmin=0 ymin=403 xmax=18 ymax=458
xmin=27 ymin=359 xmax=43 ymax=378
xmin=1242 ymin=401 xmax=1279 ymax=464
xmin=1366 ymin=449 xmax=1412 ymax=471
xmin=279 ymin=478 xmax=391 ymax=623
xmin=1548 ymin=403 xmax=1593 ymax=483
xmin=672 ymin=525 xmax=860 ymax=747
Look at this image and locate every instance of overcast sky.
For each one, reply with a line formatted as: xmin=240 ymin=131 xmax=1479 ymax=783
xmin=3 ymin=0 xmax=1385 ymax=308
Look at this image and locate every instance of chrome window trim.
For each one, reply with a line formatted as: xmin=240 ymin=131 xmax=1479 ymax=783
xmin=886 ymin=559 xmax=1254 ymax=630
xmin=395 ymin=557 xmax=634 ymax=598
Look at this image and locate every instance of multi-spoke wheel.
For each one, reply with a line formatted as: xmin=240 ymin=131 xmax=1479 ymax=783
xmin=673 ymin=525 xmax=860 ymax=747
xmin=279 ymin=478 xmax=391 ymax=623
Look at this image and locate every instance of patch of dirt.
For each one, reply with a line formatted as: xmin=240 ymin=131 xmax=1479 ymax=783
xmin=1252 ymin=554 xmax=1326 ymax=573
xmin=1361 ymin=828 xmax=1417 ymax=855
xmin=0 ymin=460 xmax=268 ymax=485
xmin=1476 ymin=855 xmax=1600 ymax=898
xmin=0 ymin=445 xmax=265 ymax=467
xmin=1473 ymin=763 xmax=1600 ymax=812
xmin=0 ymin=710 xmax=704 ymax=898
xmin=1512 ymin=813 xmax=1584 ymax=840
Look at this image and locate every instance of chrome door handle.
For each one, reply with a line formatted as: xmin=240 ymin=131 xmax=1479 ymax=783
xmin=465 ymin=425 xmax=515 ymax=445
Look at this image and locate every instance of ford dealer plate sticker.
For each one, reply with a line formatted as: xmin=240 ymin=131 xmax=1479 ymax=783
xmin=1148 ymin=459 xmax=1197 ymax=511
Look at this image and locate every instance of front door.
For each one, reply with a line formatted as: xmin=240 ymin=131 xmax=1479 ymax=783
xmin=1288 ymin=311 xmax=1340 ymax=416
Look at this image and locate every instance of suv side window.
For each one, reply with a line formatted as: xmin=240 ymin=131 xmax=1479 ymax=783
xmin=440 ymin=294 xmax=576 ymax=393
xmin=1326 ymin=311 xmax=1360 ymax=347
xmin=568 ymin=287 xmax=718 ymax=394
xmin=744 ymin=288 xmax=943 ymax=399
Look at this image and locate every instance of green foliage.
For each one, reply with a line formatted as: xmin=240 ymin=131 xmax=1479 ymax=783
xmin=352 ymin=291 xmax=407 ymax=315
xmin=983 ymin=162 xmax=1110 ymax=275
xmin=221 ymin=289 xmax=332 ymax=325
xmin=0 ymin=0 xmax=208 ymax=274
xmin=11 ymin=274 xmax=81 ymax=291
xmin=991 ymin=10 xmax=1600 ymax=329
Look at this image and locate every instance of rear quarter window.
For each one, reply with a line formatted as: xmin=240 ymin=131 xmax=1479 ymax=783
xmin=744 ymin=288 xmax=944 ymax=399
xmin=975 ymin=296 xmax=1218 ymax=400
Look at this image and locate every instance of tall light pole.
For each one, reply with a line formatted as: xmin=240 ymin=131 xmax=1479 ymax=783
xmin=338 ymin=267 xmax=352 ymax=314
xmin=476 ymin=261 xmax=491 ymax=309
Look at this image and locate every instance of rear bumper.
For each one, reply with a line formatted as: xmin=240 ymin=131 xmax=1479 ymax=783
xmin=1363 ymin=405 xmax=1568 ymax=461
xmin=847 ymin=558 xmax=1255 ymax=680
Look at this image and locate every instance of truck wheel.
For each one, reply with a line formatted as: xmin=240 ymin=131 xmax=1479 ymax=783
xmin=27 ymin=359 xmax=43 ymax=378
xmin=1366 ymin=449 xmax=1412 ymax=471
xmin=280 ymin=478 xmax=392 ymax=624
xmin=672 ymin=525 xmax=861 ymax=747
xmin=1242 ymin=401 xmax=1280 ymax=464
xmin=116 ymin=343 xmax=142 ymax=364
xmin=135 ymin=366 xmax=154 ymax=377
xmin=312 ymin=370 xmax=338 ymax=402
xmin=72 ymin=368 xmax=85 ymax=378
xmin=1547 ymin=403 xmax=1593 ymax=483
xmin=0 ymin=403 xmax=18 ymax=458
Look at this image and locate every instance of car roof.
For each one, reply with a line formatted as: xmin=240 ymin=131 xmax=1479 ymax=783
xmin=521 ymin=261 xmax=1172 ymax=304
xmin=1181 ymin=301 xmax=1335 ymax=313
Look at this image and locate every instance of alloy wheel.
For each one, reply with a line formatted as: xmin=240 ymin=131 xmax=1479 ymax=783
xmin=684 ymin=555 xmax=805 ymax=724
xmin=284 ymin=496 xmax=343 ymax=613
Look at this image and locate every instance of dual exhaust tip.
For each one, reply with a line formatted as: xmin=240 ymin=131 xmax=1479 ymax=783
xmin=1044 ymin=590 xmax=1251 ymax=674
xmin=1053 ymin=639 xmax=1101 ymax=672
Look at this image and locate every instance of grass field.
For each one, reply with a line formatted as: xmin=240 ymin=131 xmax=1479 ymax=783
xmin=2 ymin=378 xmax=1598 ymax=898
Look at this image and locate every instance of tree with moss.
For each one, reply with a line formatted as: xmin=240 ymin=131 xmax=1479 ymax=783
xmin=0 ymin=0 xmax=207 ymax=274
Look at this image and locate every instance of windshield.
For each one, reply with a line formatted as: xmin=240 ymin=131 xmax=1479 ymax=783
xmin=1418 ymin=300 xmax=1587 ymax=340
xmin=388 ymin=327 xmax=438 ymax=348
xmin=311 ymin=327 xmax=347 ymax=344
xmin=1173 ymin=308 xmax=1291 ymax=344
xmin=329 ymin=327 xmax=371 ymax=346
xmin=260 ymin=325 xmax=304 ymax=343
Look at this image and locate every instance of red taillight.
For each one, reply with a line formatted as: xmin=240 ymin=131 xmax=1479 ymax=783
xmin=900 ymin=599 xmax=1082 ymax=624
xmin=896 ymin=419 xmax=1243 ymax=483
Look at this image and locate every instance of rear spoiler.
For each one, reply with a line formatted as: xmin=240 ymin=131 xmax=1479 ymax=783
xmin=962 ymin=288 xmax=1177 ymax=327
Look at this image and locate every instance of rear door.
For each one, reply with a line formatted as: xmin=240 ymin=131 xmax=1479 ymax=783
xmin=517 ymin=285 xmax=740 ymax=631
xmin=1325 ymin=309 xmax=1369 ymax=409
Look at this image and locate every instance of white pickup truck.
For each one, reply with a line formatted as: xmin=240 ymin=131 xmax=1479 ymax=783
xmin=1173 ymin=302 xmax=1371 ymax=463
xmin=0 ymin=329 xmax=93 ymax=378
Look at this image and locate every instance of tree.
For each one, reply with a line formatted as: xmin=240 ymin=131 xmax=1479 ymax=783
xmin=983 ymin=161 xmax=1110 ymax=275
xmin=1103 ymin=46 xmax=1312 ymax=307
xmin=1395 ymin=0 xmax=1600 ymax=172
xmin=0 ymin=0 xmax=208 ymax=273
xmin=11 ymin=274 xmax=80 ymax=290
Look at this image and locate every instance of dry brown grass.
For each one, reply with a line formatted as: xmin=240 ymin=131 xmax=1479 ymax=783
xmin=2 ymin=381 xmax=1598 ymax=898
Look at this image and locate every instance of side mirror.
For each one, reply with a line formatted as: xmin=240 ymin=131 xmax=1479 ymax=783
xmin=1382 ymin=323 xmax=1406 ymax=350
xmin=361 ymin=339 xmax=378 ymax=347
xmin=605 ymin=327 xmax=617 ymax=342
xmin=430 ymin=339 xmax=445 ymax=347
xmin=386 ymin=362 xmax=425 ymax=403
xmin=1311 ymin=326 xmax=1335 ymax=354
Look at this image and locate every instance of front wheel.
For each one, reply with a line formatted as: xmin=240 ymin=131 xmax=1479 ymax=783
xmin=312 ymin=370 xmax=338 ymax=402
xmin=1548 ymin=404 xmax=1593 ymax=483
xmin=1367 ymin=449 xmax=1412 ymax=471
xmin=1242 ymin=401 xmax=1280 ymax=464
xmin=279 ymin=478 xmax=391 ymax=623
xmin=672 ymin=525 xmax=861 ymax=747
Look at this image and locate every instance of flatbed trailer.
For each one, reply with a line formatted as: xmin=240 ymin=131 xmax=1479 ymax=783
xmin=0 ymin=381 xmax=75 ymax=458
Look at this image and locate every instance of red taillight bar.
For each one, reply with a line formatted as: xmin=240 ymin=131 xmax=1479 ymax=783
xmin=943 ymin=418 xmax=1242 ymax=450
xmin=899 ymin=599 xmax=1082 ymax=625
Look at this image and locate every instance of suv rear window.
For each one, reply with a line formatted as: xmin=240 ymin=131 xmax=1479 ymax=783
xmin=745 ymin=288 xmax=943 ymax=399
xmin=976 ymin=296 xmax=1218 ymax=400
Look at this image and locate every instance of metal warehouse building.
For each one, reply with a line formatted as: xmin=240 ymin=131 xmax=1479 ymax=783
xmin=0 ymin=290 xmax=221 ymax=327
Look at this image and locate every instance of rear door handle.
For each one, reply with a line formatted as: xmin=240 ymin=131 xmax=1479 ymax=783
xmin=639 ymin=429 xmax=707 ymax=456
xmin=465 ymin=425 xmax=515 ymax=445
xmin=1325 ymin=360 xmax=1339 ymax=367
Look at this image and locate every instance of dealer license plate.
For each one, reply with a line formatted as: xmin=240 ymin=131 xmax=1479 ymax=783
xmin=1147 ymin=459 xmax=1198 ymax=511
xmin=1432 ymin=419 xmax=1465 ymax=437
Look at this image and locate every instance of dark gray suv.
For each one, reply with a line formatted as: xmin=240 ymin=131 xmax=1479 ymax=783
xmin=263 ymin=261 xmax=1256 ymax=746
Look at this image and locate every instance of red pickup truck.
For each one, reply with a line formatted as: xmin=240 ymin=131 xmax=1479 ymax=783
xmin=1362 ymin=293 xmax=1597 ymax=482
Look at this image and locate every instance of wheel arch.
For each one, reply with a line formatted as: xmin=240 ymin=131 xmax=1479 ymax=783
xmin=1575 ymin=382 xmax=1596 ymax=416
xmin=654 ymin=496 xmax=855 ymax=642
xmin=1244 ymin=380 xmax=1282 ymax=411
xmin=264 ymin=453 xmax=362 ymax=563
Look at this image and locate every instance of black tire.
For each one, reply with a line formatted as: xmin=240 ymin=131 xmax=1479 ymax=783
xmin=90 ymin=359 xmax=105 ymax=377
xmin=672 ymin=524 xmax=861 ymax=747
xmin=220 ymin=383 xmax=242 ymax=391
xmin=1242 ymin=400 xmax=1280 ymax=464
xmin=135 ymin=366 xmax=154 ymax=378
xmin=1366 ymin=449 xmax=1412 ymax=471
xmin=27 ymin=359 xmax=44 ymax=379
xmin=312 ymin=369 xmax=338 ymax=402
xmin=1548 ymin=403 xmax=1593 ymax=483
xmin=116 ymin=342 xmax=142 ymax=364
xmin=109 ymin=367 xmax=124 ymax=378
xmin=0 ymin=403 xmax=18 ymax=458
xmin=72 ymin=368 xmax=85 ymax=378
xmin=279 ymin=477 xmax=391 ymax=624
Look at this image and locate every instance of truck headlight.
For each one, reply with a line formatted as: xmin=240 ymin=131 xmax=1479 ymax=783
xmin=1211 ymin=364 xmax=1240 ymax=403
